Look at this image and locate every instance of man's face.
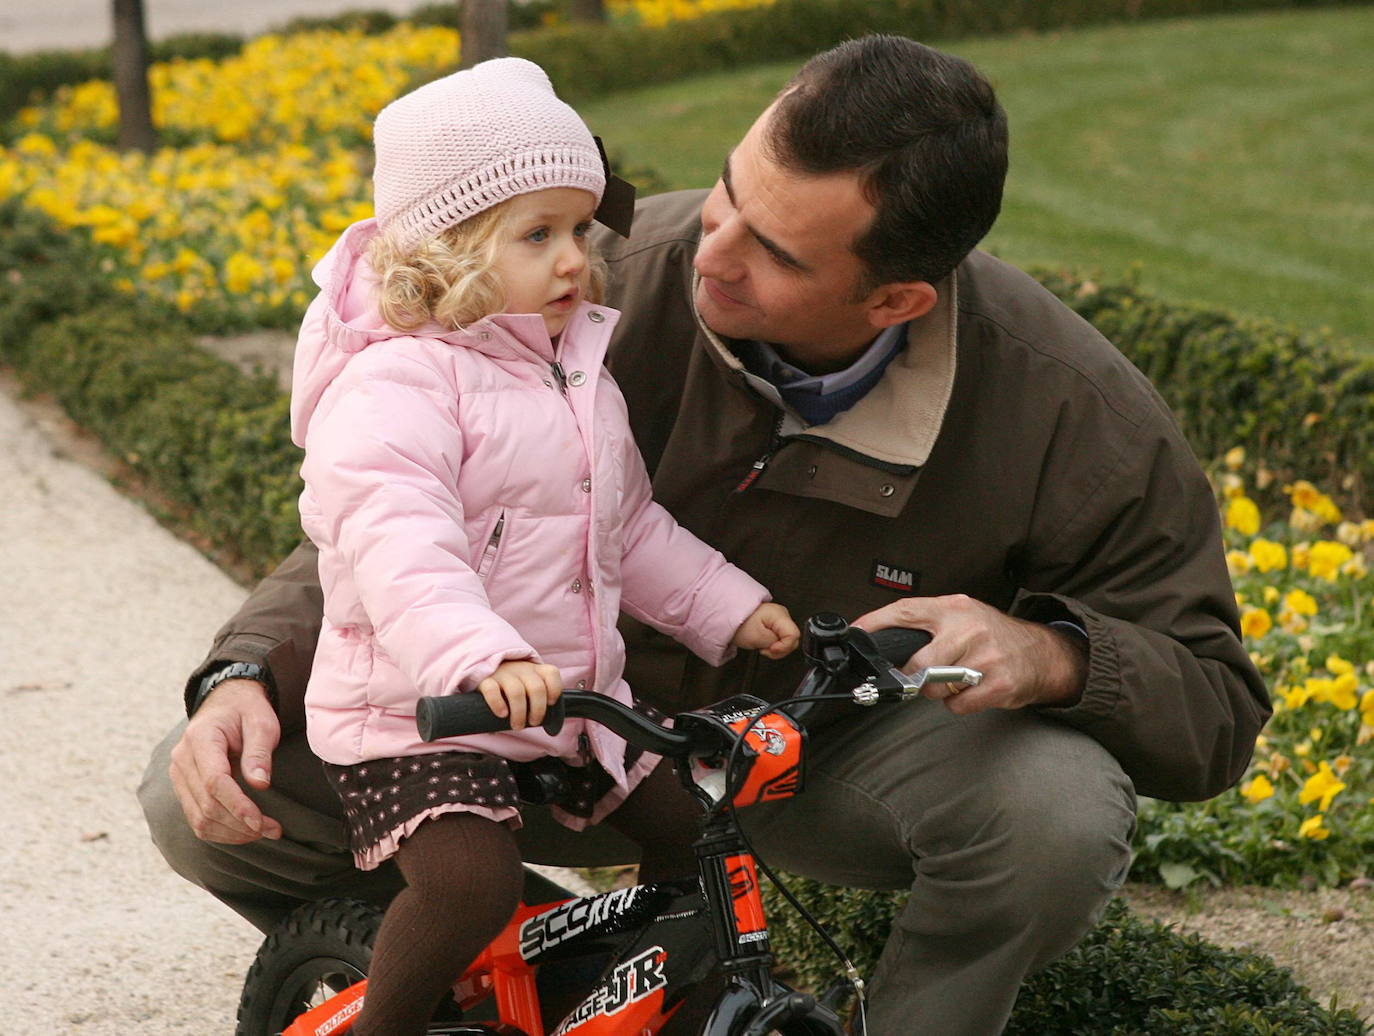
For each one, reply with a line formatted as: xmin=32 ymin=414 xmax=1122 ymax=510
xmin=693 ymin=108 xmax=882 ymax=373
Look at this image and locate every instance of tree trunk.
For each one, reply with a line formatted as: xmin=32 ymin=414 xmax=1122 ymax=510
xmin=459 ymin=0 xmax=509 ymax=69
xmin=568 ymin=0 xmax=607 ymax=22
xmin=111 ymin=0 xmax=157 ymax=153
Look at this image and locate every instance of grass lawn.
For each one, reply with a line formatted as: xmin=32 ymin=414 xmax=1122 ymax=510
xmin=577 ymin=6 xmax=1374 ymax=348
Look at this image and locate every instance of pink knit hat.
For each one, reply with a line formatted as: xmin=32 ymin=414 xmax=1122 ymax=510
xmin=373 ymin=58 xmax=606 ymax=249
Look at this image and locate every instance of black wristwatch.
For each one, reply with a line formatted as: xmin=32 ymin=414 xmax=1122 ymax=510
xmin=187 ymin=660 xmax=275 ymax=717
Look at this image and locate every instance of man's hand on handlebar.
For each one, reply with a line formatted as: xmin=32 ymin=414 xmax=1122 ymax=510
xmin=169 ymin=679 xmax=284 ymax=844
xmin=854 ymin=594 xmax=1087 ymax=714
xmin=732 ymin=603 xmax=801 ymax=659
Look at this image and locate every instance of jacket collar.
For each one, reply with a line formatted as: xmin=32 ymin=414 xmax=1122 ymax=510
xmin=691 ymin=271 xmax=958 ymax=469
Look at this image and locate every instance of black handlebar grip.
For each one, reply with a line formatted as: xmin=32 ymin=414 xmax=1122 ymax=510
xmin=416 ymin=694 xmax=511 ymax=741
xmin=416 ymin=693 xmax=568 ymax=741
xmin=869 ymin=626 xmax=933 ymax=665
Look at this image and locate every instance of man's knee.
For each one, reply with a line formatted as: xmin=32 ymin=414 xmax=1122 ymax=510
xmin=920 ymin=727 xmax=1135 ymax=947
xmin=138 ymin=722 xmax=211 ymax=887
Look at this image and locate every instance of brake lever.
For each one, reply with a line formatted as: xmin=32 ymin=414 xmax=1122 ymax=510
xmin=852 ymin=665 xmax=983 ymax=705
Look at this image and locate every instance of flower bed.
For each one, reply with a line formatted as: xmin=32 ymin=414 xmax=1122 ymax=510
xmin=1134 ymin=453 xmax=1374 ymax=889
xmin=1 ymin=24 xmax=460 ymax=330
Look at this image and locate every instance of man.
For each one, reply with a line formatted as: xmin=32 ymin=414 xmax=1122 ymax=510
xmin=140 ymin=36 xmax=1268 ymax=1034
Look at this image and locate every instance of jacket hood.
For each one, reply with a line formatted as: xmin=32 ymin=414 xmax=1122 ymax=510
xmin=290 ymin=218 xmax=577 ymax=447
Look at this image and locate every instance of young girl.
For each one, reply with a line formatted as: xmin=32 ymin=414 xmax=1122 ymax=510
xmin=289 ymin=58 xmax=798 ymax=1035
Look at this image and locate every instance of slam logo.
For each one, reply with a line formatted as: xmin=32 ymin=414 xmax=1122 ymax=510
xmin=871 ymin=561 xmax=917 ymax=593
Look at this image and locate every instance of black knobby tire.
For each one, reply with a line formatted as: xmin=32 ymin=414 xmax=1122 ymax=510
xmin=235 ymin=897 xmax=382 ymax=1036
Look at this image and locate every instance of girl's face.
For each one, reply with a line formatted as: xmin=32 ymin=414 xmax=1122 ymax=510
xmin=492 ymin=188 xmax=598 ymax=337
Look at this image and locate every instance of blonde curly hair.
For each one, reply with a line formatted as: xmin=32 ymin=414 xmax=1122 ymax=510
xmin=368 ymin=199 xmax=606 ymax=333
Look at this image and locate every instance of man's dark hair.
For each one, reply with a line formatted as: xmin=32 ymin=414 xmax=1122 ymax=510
xmin=767 ymin=35 xmax=1009 ymax=294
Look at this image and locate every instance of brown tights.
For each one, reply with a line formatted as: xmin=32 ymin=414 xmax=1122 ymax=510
xmin=352 ymin=761 xmax=700 ymax=1036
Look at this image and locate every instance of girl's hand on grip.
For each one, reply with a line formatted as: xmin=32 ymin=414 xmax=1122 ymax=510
xmin=477 ymin=660 xmax=563 ymax=729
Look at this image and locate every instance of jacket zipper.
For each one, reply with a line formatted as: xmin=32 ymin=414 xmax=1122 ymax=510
xmin=550 ymin=361 xmax=569 ymax=395
xmin=475 ymin=512 xmax=505 ymax=580
xmin=734 ymin=414 xmax=786 ymax=493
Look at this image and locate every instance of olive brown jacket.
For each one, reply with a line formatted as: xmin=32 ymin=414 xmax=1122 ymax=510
xmin=190 ymin=190 xmax=1269 ymax=802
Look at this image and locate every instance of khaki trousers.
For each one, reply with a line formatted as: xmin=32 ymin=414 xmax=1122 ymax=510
xmin=140 ymin=701 xmax=1134 ymax=1035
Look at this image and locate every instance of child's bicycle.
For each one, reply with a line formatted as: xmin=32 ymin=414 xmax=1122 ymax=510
xmin=235 ymin=613 xmax=980 ymax=1036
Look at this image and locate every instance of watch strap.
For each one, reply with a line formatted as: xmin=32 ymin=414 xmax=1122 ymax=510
xmin=187 ymin=660 xmax=275 ymax=717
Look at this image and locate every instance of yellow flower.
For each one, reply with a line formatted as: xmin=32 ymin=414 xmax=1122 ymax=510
xmin=1262 ymin=585 xmax=1281 ymax=604
xmin=224 ymin=252 xmax=264 ymax=294
xmin=1286 ymin=480 xmax=1342 ymax=524
xmin=1334 ymin=755 xmax=1353 ymax=776
xmin=1307 ymin=540 xmax=1355 ymax=581
xmin=1226 ymin=551 xmax=1251 ymax=577
xmin=1240 ymin=773 xmax=1274 ymax=803
xmin=1226 ymin=495 xmax=1261 ymax=536
xmin=1329 ymin=673 xmax=1359 ymax=711
xmin=1247 ymin=538 xmax=1287 ymax=573
xmin=1282 ymin=683 xmax=1313 ymax=710
xmin=1224 ymin=446 xmax=1246 ymax=471
xmin=1239 ymin=608 xmax=1272 ymax=640
xmin=1304 ymin=676 xmax=1331 ymax=696
xmin=1327 ymin=655 xmax=1355 ymax=676
xmin=1299 ymin=761 xmax=1347 ymax=812
xmin=1298 ymin=814 xmax=1331 ymax=840
xmin=1284 ymin=589 xmax=1318 ymax=616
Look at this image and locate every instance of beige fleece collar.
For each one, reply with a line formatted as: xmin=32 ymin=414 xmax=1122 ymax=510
xmin=692 ymin=271 xmax=958 ymax=468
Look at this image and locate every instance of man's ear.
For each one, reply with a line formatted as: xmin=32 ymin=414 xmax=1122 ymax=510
xmin=864 ymin=280 xmax=938 ymax=330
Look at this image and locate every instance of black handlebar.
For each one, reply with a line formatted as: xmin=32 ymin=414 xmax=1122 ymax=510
xmin=867 ymin=626 xmax=933 ymax=664
xmin=416 ymin=617 xmax=931 ymax=752
xmin=416 ymin=689 xmax=695 ymax=755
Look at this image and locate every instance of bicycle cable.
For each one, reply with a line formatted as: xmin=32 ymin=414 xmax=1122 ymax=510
xmin=719 ymin=691 xmax=878 ymax=1036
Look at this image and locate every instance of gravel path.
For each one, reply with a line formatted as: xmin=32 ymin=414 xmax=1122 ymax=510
xmin=0 ymin=373 xmax=261 ymax=1033
xmin=1124 ymin=883 xmax=1374 ymax=1022
xmin=0 ymin=369 xmax=593 ymax=1034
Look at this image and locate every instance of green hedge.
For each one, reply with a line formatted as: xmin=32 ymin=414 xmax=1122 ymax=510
xmin=0 ymin=202 xmax=301 ymax=568
xmin=5 ymin=0 xmax=1370 ymax=125
xmin=1040 ymin=269 xmax=1374 ymax=507
xmin=763 ymin=887 xmax=1367 ymax=1032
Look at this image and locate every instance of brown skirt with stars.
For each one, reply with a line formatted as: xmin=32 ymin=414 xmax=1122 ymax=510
xmin=323 ymin=749 xmax=624 ymax=871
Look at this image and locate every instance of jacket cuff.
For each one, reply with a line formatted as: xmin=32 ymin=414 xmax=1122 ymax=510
xmin=680 ymin=572 xmax=770 ymax=668
xmin=1009 ymin=589 xmax=1121 ymax=720
xmin=183 ymin=633 xmax=310 ymax=734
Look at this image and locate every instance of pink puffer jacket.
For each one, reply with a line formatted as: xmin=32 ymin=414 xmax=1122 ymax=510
xmin=291 ymin=220 xmax=769 ymax=808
